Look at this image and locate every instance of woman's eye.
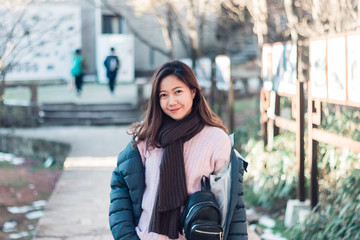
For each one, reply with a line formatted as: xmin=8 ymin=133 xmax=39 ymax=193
xmin=159 ymin=93 xmax=167 ymax=98
xmin=175 ymin=90 xmax=182 ymax=94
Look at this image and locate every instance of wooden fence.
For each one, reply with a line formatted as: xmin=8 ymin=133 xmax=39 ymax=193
xmin=261 ymin=35 xmax=360 ymax=208
xmin=308 ymin=32 xmax=360 ymax=208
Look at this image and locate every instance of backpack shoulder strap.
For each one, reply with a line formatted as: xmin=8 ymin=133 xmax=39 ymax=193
xmin=201 ymin=175 xmax=211 ymax=191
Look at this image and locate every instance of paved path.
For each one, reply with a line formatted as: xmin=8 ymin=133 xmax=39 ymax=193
xmin=8 ymin=126 xmax=132 ymax=240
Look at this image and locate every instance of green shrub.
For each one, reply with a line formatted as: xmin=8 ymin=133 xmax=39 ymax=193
xmin=321 ymin=104 xmax=360 ymax=141
xmin=234 ymin=114 xmax=261 ymax=155
xmin=241 ymin=132 xmax=298 ymax=211
xmin=232 ymin=98 xmax=360 ymax=239
xmin=287 ymin=169 xmax=360 ymax=240
xmin=285 ymin=138 xmax=360 ymax=239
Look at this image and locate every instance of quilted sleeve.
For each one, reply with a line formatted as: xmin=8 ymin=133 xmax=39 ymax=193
xmin=227 ymin=152 xmax=248 ymax=240
xmin=109 ymin=143 xmax=141 ymax=240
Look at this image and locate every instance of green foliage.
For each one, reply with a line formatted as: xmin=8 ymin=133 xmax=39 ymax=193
xmin=0 ymin=161 xmax=16 ymax=168
xmin=321 ymin=104 xmax=360 ymax=141
xmin=0 ymin=175 xmax=30 ymax=190
xmin=284 ymin=134 xmax=360 ymax=239
xmin=232 ymin=96 xmax=360 ymax=239
xmin=286 ymin=169 xmax=360 ymax=240
xmin=30 ymin=162 xmax=63 ymax=171
xmin=241 ymin=132 xmax=298 ymax=211
xmin=241 ymin=129 xmax=360 ymax=238
xmin=234 ymin=114 xmax=261 ymax=155
xmin=317 ymin=144 xmax=360 ymax=207
xmin=234 ymin=97 xmax=259 ymax=113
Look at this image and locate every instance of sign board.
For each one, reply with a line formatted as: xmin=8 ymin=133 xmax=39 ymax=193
xmin=310 ymin=40 xmax=327 ymax=99
xmin=215 ymin=55 xmax=231 ymax=91
xmin=347 ymin=34 xmax=360 ymax=103
xmin=327 ymin=37 xmax=346 ymax=101
xmin=262 ymin=42 xmax=297 ymax=94
xmin=309 ymin=32 xmax=360 ymax=106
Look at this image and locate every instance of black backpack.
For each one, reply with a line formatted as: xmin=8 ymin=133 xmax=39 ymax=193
xmin=179 ymin=176 xmax=223 ymax=240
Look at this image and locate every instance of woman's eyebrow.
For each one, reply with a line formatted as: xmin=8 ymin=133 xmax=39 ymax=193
xmin=159 ymin=86 xmax=183 ymax=92
xmin=172 ymin=86 xmax=184 ymax=91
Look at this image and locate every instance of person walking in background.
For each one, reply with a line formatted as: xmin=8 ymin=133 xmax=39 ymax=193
xmin=71 ymin=49 xmax=83 ymax=96
xmin=109 ymin=60 xmax=247 ymax=240
xmin=104 ymin=47 xmax=120 ymax=95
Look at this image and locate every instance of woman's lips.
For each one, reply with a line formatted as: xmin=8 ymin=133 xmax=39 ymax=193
xmin=170 ymin=108 xmax=180 ymax=113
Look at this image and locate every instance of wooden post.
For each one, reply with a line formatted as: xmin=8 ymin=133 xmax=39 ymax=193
xmin=296 ymin=81 xmax=305 ymax=201
xmin=261 ymin=120 xmax=268 ymax=146
xmin=267 ymin=91 xmax=278 ymax=149
xmin=274 ymin=93 xmax=280 ymax=137
xmin=309 ymin=98 xmax=321 ymax=209
xmin=135 ymin=77 xmax=148 ymax=108
xmin=29 ymin=84 xmax=38 ymax=105
xmin=310 ymin=137 xmax=319 ymax=209
xmin=228 ymin=78 xmax=234 ymax=133
xmin=260 ymin=89 xmax=270 ymax=146
xmin=137 ymin=84 xmax=144 ymax=105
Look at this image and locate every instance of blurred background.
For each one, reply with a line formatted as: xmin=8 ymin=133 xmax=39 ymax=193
xmin=0 ymin=0 xmax=359 ymax=239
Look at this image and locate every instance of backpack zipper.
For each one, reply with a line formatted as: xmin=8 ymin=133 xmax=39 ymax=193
xmin=185 ymin=201 xmax=219 ymax=220
xmin=185 ymin=201 xmax=220 ymax=230
xmin=194 ymin=229 xmax=223 ymax=240
xmin=182 ymin=201 xmax=221 ymax=238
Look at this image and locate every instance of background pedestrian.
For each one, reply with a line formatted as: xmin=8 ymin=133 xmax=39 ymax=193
xmin=104 ymin=47 xmax=120 ymax=95
xmin=71 ymin=49 xmax=83 ymax=96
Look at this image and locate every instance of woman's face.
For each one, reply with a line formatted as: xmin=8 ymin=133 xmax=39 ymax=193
xmin=159 ymin=75 xmax=196 ymax=121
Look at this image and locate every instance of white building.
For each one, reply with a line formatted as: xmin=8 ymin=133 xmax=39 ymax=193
xmin=3 ymin=2 xmax=82 ymax=82
xmin=3 ymin=0 xmax=257 ymax=83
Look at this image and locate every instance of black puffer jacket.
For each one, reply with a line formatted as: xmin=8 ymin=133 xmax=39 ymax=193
xmin=109 ymin=141 xmax=248 ymax=240
xmin=225 ymin=148 xmax=248 ymax=239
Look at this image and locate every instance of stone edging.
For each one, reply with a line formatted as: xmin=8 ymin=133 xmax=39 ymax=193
xmin=0 ymin=133 xmax=71 ymax=166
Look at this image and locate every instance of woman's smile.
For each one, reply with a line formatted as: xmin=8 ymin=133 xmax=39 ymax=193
xmin=169 ymin=107 xmax=181 ymax=113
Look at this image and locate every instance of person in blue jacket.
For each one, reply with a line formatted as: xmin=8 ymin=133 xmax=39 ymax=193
xmin=71 ymin=49 xmax=83 ymax=96
xmin=109 ymin=60 xmax=247 ymax=240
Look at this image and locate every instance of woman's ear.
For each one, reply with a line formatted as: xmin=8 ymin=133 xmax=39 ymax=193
xmin=191 ymin=89 xmax=196 ymax=99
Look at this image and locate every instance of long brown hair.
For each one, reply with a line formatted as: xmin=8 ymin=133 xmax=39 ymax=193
xmin=128 ymin=60 xmax=227 ymax=149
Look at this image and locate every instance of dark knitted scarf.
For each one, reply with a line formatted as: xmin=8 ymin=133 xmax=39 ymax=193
xmin=149 ymin=109 xmax=205 ymax=239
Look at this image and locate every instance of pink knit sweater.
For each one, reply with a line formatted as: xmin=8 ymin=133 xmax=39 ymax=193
xmin=135 ymin=125 xmax=231 ymax=240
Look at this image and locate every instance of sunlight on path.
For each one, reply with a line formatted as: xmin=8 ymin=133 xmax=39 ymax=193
xmin=64 ymin=156 xmax=117 ymax=169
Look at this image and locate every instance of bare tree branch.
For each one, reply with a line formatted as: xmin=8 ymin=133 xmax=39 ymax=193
xmin=102 ymin=0 xmax=171 ymax=57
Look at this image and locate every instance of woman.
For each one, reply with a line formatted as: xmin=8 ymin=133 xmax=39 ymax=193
xmin=109 ymin=60 xmax=247 ymax=240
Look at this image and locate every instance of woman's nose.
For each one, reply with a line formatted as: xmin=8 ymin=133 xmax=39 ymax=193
xmin=168 ymin=95 xmax=177 ymax=105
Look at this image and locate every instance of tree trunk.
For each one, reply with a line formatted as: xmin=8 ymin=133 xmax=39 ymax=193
xmin=191 ymin=47 xmax=198 ymax=70
xmin=152 ymin=5 xmax=174 ymax=58
xmin=284 ymin=0 xmax=298 ymax=41
xmin=210 ymin=57 xmax=216 ymax=109
xmin=166 ymin=4 xmax=174 ymax=59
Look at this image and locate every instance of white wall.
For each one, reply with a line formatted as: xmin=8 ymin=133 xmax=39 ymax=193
xmin=5 ymin=4 xmax=81 ymax=82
